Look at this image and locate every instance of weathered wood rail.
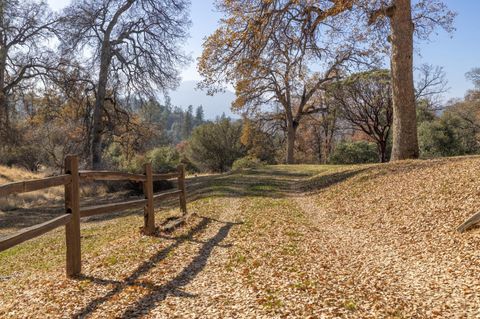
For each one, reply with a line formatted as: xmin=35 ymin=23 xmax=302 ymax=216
xmin=0 ymin=155 xmax=187 ymax=277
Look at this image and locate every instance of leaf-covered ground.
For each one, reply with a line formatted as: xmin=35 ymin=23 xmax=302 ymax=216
xmin=1 ymin=157 xmax=480 ymax=318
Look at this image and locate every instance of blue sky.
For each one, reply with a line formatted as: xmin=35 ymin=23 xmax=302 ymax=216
xmin=47 ymin=0 xmax=223 ymax=84
xmin=48 ymin=0 xmax=479 ymax=102
xmin=415 ymin=0 xmax=480 ymax=99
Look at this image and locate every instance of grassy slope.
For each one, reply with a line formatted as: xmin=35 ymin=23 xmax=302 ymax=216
xmin=1 ymin=158 xmax=480 ymax=318
xmin=0 ymin=165 xmax=50 ymax=184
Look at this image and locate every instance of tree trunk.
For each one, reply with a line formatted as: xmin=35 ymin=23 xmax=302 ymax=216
xmin=88 ymin=1 xmax=135 ymax=169
xmin=0 ymin=91 xmax=7 ymax=141
xmin=0 ymin=50 xmax=10 ymax=145
xmin=321 ymin=139 xmax=330 ymax=164
xmin=314 ymin=129 xmax=323 ymax=163
xmin=90 ymin=42 xmax=112 ymax=169
xmin=0 ymin=2 xmax=5 ymax=141
xmin=389 ymin=0 xmax=419 ymax=160
xmin=286 ymin=120 xmax=297 ymax=164
xmin=378 ymin=140 xmax=387 ymax=163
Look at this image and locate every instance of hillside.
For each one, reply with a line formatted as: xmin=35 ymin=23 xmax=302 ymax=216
xmin=1 ymin=157 xmax=480 ymax=318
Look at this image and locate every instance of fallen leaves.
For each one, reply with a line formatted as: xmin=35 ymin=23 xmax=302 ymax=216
xmin=1 ymin=159 xmax=480 ymax=318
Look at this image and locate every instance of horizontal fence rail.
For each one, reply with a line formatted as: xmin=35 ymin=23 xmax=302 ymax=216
xmin=0 ymin=214 xmax=72 ymax=252
xmin=79 ymin=170 xmax=147 ymax=182
xmin=0 ymin=155 xmax=188 ymax=278
xmin=0 ymin=175 xmax=72 ymax=197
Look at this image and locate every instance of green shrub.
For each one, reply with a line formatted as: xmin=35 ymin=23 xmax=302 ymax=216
xmin=104 ymin=142 xmax=126 ymax=169
xmin=146 ymin=146 xmax=180 ymax=173
xmin=418 ymin=111 xmax=478 ymax=158
xmin=329 ymin=141 xmax=378 ymax=164
xmin=418 ymin=121 xmax=453 ymax=158
xmin=241 ymin=120 xmax=278 ymax=164
xmin=187 ymin=119 xmax=246 ymax=172
xmin=176 ymin=140 xmax=199 ymax=173
xmin=232 ymin=156 xmax=263 ymax=170
xmin=109 ymin=146 xmax=180 ymax=174
xmin=103 ymin=146 xmax=178 ymax=194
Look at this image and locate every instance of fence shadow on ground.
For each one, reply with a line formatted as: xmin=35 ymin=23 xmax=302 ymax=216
xmin=72 ymin=215 xmax=241 ymax=318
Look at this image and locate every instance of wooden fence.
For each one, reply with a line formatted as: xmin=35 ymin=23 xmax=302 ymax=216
xmin=0 ymin=155 xmax=187 ymax=277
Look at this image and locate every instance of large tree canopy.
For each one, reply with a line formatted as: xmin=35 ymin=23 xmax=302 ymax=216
xmin=200 ymin=0 xmax=454 ymax=162
xmin=59 ymin=0 xmax=190 ymax=168
xmin=0 ymin=0 xmax=58 ymax=143
xmin=199 ymin=0 xmax=365 ymax=163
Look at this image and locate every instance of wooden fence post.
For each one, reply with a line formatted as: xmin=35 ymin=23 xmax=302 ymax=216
xmin=143 ymin=163 xmax=155 ymax=235
xmin=65 ymin=155 xmax=81 ymax=277
xmin=177 ymin=164 xmax=187 ymax=215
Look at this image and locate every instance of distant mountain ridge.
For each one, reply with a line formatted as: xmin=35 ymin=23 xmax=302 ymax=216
xmin=168 ymin=80 xmax=238 ymax=120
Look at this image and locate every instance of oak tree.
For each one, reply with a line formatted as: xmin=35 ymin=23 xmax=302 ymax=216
xmin=332 ymin=70 xmax=393 ymax=162
xmin=199 ymin=0 xmax=359 ymax=164
xmin=0 ymin=0 xmax=58 ymax=143
xmin=203 ymin=0 xmax=454 ymax=161
xmin=59 ymin=0 xmax=190 ymax=168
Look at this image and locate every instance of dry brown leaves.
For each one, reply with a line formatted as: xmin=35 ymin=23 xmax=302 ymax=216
xmin=1 ymin=158 xmax=480 ymax=318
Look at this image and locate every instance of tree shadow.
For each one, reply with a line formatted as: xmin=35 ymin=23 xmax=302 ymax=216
xmin=72 ymin=216 xmax=240 ymax=318
xmin=298 ymin=168 xmax=369 ymax=193
xmin=185 ymin=167 xmax=369 ymax=202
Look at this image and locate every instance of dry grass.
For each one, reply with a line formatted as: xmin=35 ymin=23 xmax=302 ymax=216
xmin=0 ymin=166 xmax=64 ymax=211
xmin=0 ymin=165 xmax=45 ymax=183
xmin=1 ymin=157 xmax=480 ymax=318
xmin=0 ymin=165 xmax=122 ymax=234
